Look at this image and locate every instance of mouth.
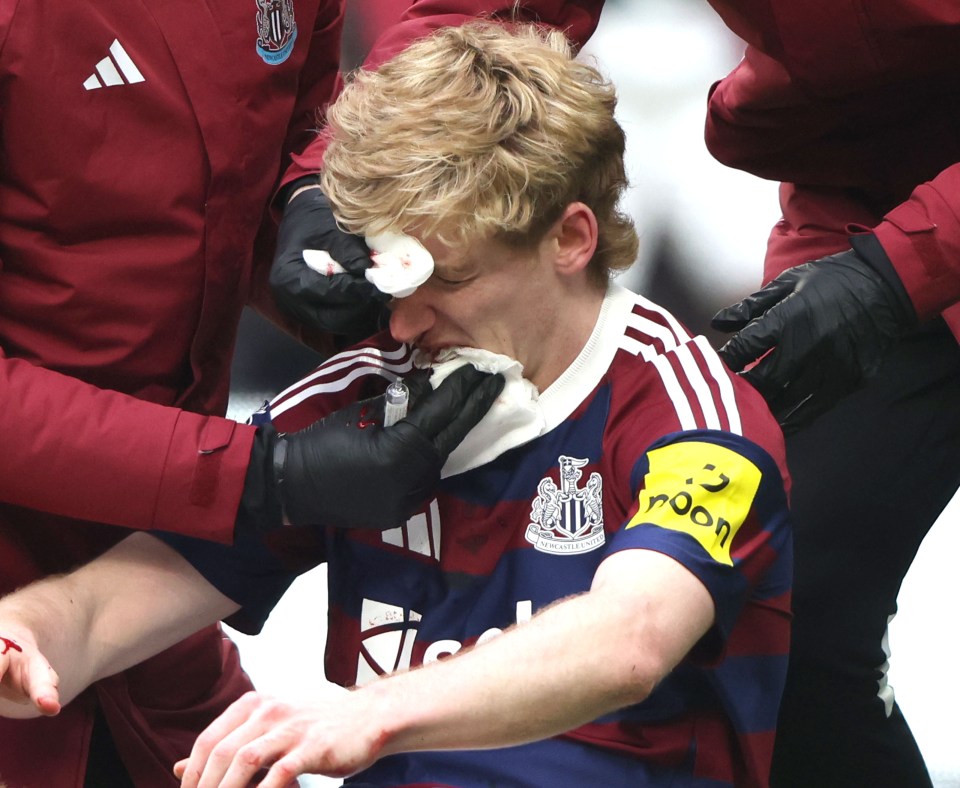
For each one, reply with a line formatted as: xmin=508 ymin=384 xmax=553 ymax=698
xmin=410 ymin=344 xmax=442 ymax=364
xmin=411 ymin=336 xmax=457 ymax=357
xmin=411 ymin=342 xmax=475 ymax=371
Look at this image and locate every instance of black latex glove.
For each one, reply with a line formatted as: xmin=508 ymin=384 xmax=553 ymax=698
xmin=270 ymin=179 xmax=390 ymax=343
xmin=241 ymin=366 xmax=504 ymax=534
xmin=711 ymin=238 xmax=915 ymax=434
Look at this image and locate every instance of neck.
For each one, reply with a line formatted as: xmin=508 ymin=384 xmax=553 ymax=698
xmin=525 ymin=284 xmax=606 ymax=391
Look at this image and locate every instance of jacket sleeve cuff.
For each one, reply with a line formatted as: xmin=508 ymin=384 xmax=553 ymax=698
xmin=152 ymin=412 xmax=257 ymax=544
xmin=872 ymin=180 xmax=960 ymax=321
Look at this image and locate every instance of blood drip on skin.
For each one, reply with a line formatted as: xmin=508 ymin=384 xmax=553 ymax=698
xmin=1 ymin=636 xmax=22 ymax=655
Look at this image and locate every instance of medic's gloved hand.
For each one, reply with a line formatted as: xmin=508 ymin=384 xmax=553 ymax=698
xmin=711 ymin=237 xmax=916 ymax=434
xmin=240 ymin=366 xmax=504 ymax=534
xmin=270 ymin=178 xmax=390 ymax=343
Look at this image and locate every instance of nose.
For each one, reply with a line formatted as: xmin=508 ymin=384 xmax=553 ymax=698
xmin=388 ymin=291 xmax=435 ymax=345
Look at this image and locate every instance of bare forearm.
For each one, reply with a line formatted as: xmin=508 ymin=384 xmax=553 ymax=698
xmin=167 ymin=552 xmax=716 ymax=785
xmin=367 ymin=553 xmax=714 ymax=757
xmin=77 ymin=537 xmax=240 ymax=687
xmin=0 ymin=574 xmax=91 ymax=717
xmin=0 ymin=533 xmax=239 ymax=713
xmin=371 ymin=589 xmax=649 ymax=755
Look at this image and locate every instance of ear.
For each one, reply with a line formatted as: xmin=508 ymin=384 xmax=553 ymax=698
xmin=550 ymin=202 xmax=598 ymax=276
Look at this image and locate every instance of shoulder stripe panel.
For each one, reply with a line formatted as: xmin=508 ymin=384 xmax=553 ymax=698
xmin=695 ymin=335 xmax=742 ymax=435
xmin=271 ymin=352 xmax=414 ymax=419
xmin=626 ymin=312 xmax=684 ymax=350
xmin=633 ymin=293 xmax=692 ymax=343
xmin=271 ymin=345 xmax=411 ymax=403
xmin=673 ymin=341 xmax=722 ymax=430
xmin=618 ymin=298 xmax=743 ymax=435
xmin=649 ymin=353 xmax=697 ymax=429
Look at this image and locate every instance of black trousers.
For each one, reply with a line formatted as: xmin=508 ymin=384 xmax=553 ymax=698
xmin=771 ymin=321 xmax=960 ymax=787
xmin=84 ymin=705 xmax=136 ymax=788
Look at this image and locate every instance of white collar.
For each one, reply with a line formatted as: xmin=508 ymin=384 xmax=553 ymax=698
xmin=417 ymin=284 xmax=638 ymax=477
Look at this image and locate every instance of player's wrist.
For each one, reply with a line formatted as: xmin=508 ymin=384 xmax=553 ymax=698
xmin=359 ymin=673 xmax=432 ymax=759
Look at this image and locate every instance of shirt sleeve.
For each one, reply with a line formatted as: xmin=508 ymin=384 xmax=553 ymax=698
xmin=605 ymin=429 xmax=791 ymax=641
xmin=150 ymin=338 xmax=404 ymax=632
xmin=154 ymin=521 xmax=325 ymax=635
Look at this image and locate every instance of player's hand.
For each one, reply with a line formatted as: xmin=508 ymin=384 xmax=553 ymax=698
xmin=173 ymin=688 xmax=380 ymax=788
xmin=711 ymin=246 xmax=915 ymax=434
xmin=277 ymin=365 xmax=504 ymax=529
xmin=269 ymin=182 xmax=390 ymax=342
xmin=0 ymin=630 xmax=61 ymax=718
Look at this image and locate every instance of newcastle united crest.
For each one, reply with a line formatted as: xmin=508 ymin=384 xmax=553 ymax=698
xmin=256 ymin=0 xmax=297 ymax=65
xmin=526 ymin=456 xmax=605 ymax=555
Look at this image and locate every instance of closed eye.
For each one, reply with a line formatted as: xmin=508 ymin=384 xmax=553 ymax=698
xmin=431 ymin=272 xmax=475 ymax=287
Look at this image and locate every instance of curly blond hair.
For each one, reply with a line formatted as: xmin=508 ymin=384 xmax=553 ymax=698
xmin=320 ymin=22 xmax=638 ymax=286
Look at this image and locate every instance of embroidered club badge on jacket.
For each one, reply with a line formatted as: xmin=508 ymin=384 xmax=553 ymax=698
xmin=255 ymin=0 xmax=297 ymax=65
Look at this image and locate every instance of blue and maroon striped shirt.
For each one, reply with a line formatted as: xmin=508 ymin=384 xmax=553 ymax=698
xmin=165 ymin=284 xmax=791 ymax=787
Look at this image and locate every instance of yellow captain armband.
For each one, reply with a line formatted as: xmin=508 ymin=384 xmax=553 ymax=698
xmin=627 ymin=441 xmax=762 ymax=566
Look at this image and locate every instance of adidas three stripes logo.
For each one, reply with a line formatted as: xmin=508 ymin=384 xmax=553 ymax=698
xmin=83 ymin=39 xmax=145 ymax=90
